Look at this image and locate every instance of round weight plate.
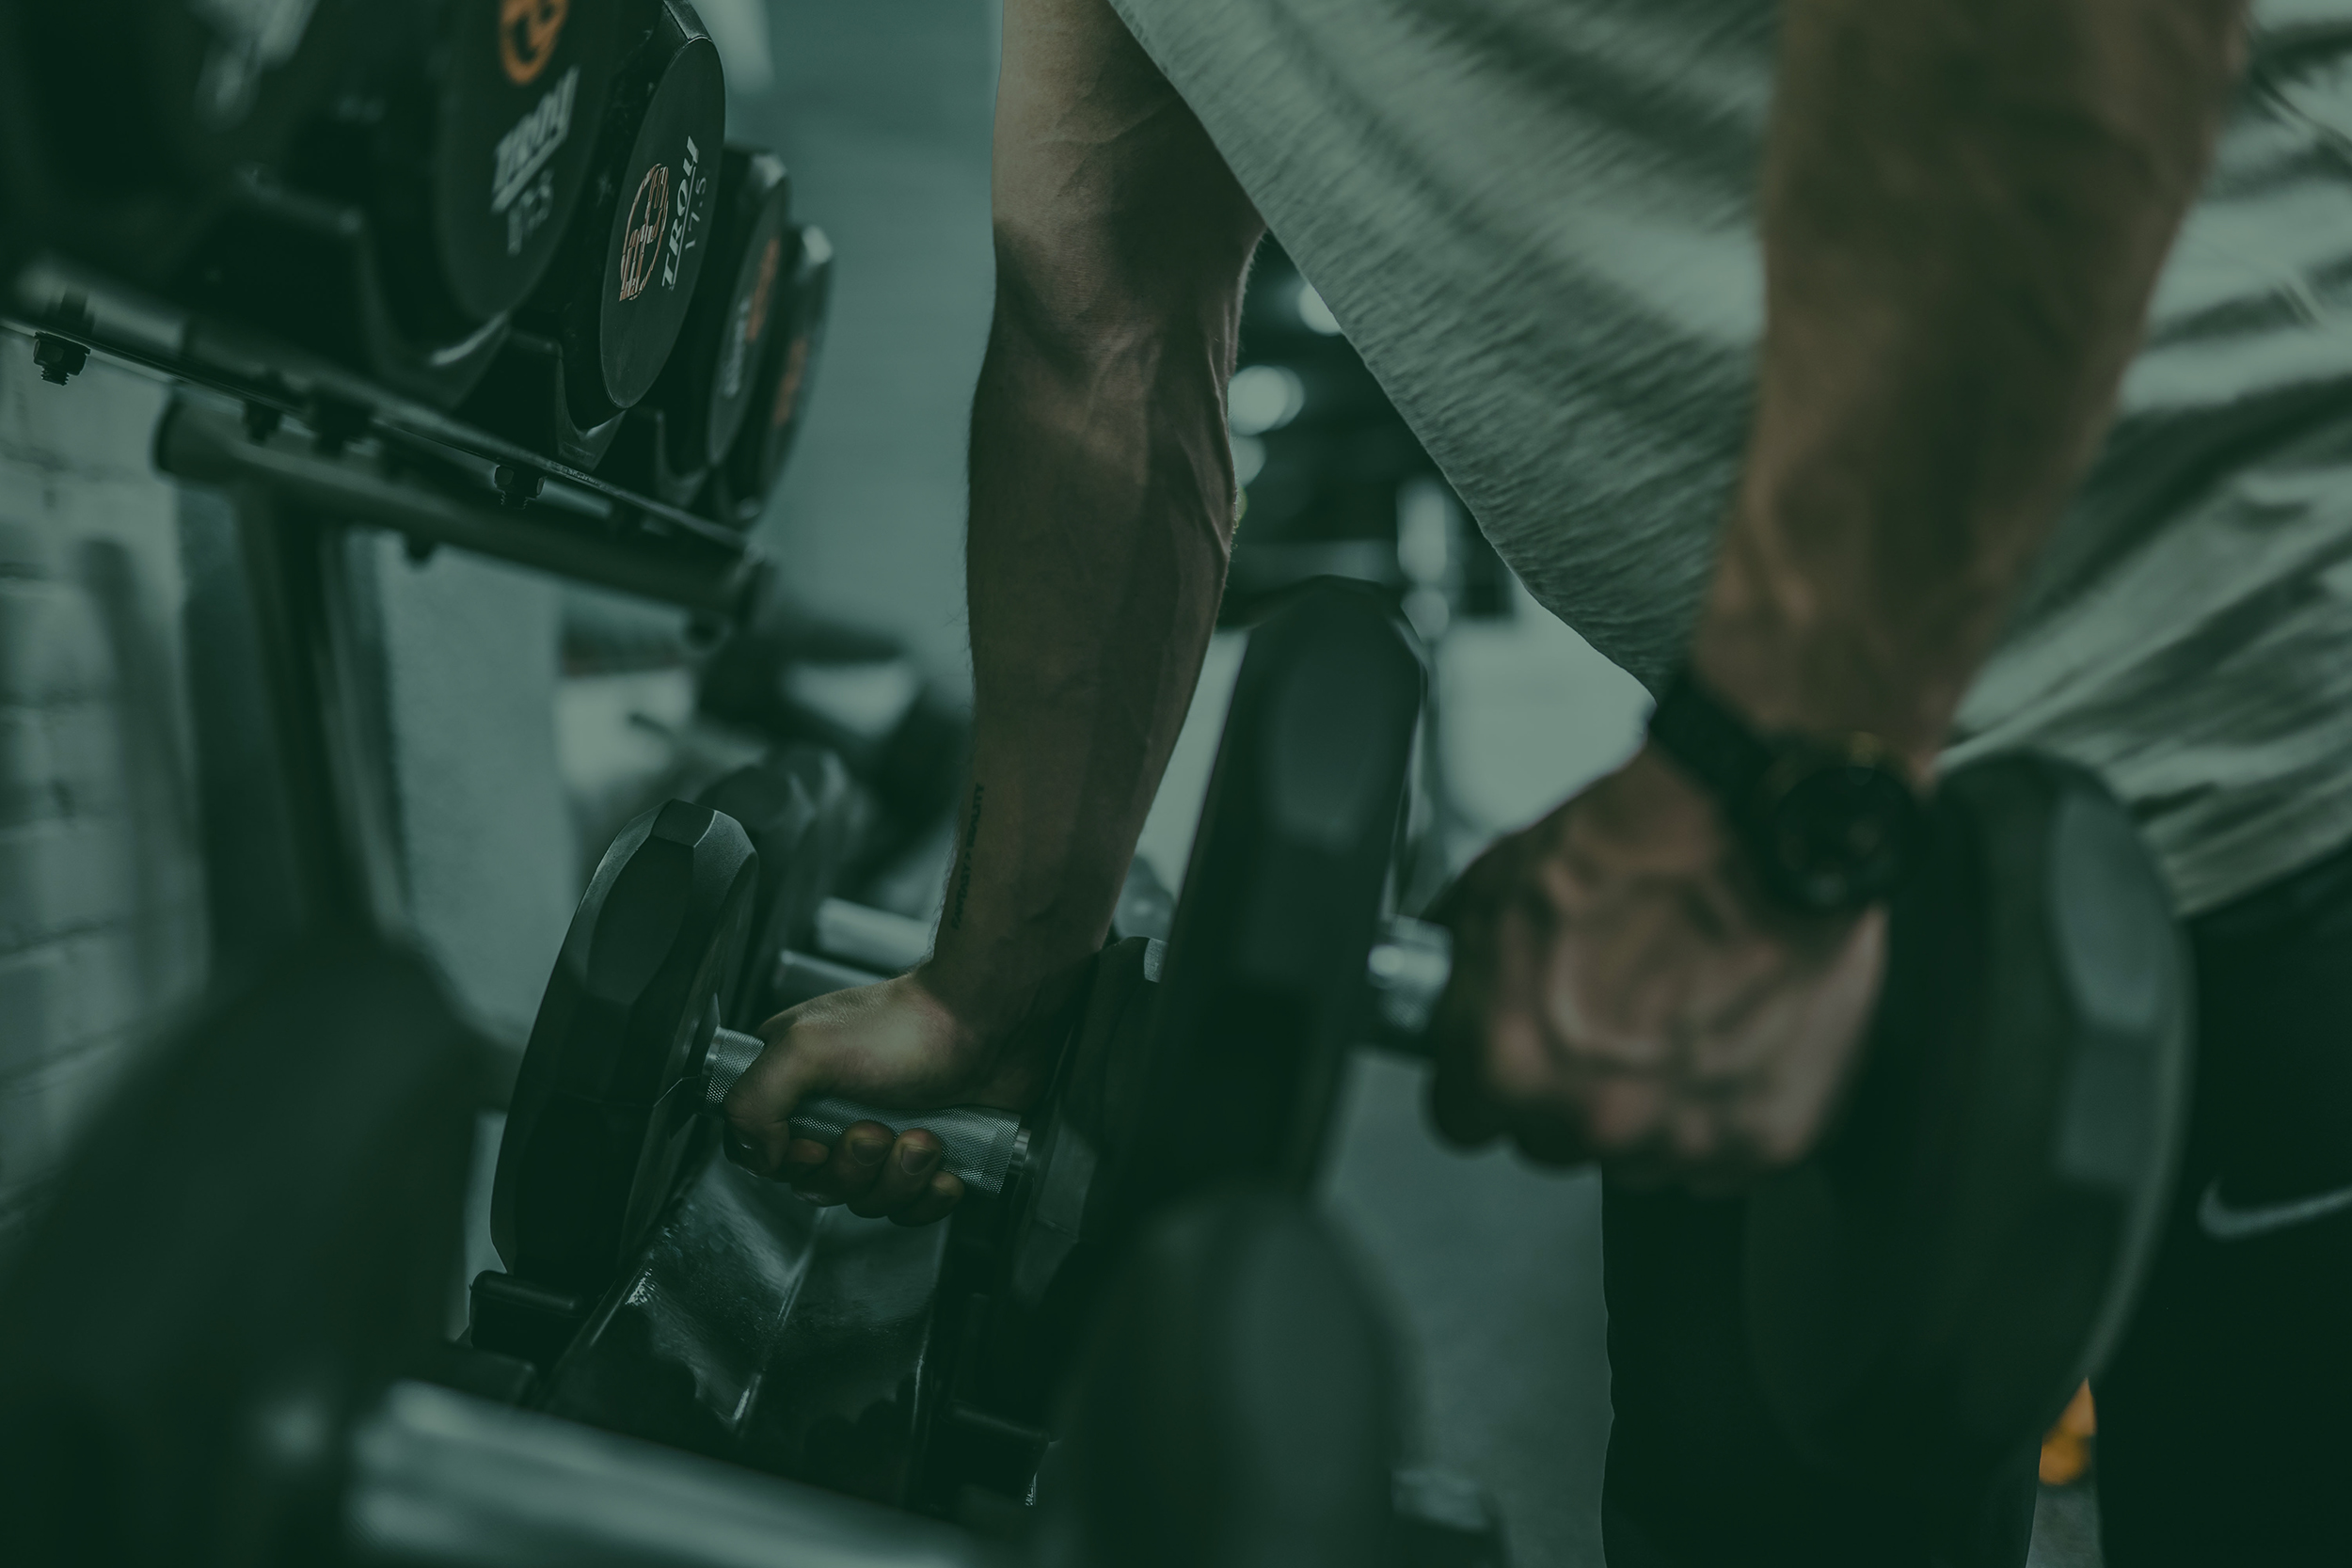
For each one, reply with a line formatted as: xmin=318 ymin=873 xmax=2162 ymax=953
xmin=0 ymin=934 xmax=478 ymax=1564
xmin=591 ymin=16 xmax=725 ymax=414
xmin=658 ymin=146 xmax=794 ymax=472
xmin=1104 ymin=581 xmax=1423 ymax=1228
xmin=718 ymin=223 xmax=834 ymax=515
xmin=1744 ymin=752 xmax=2191 ymax=1481
xmin=492 ymin=799 xmax=756 ymax=1295
xmin=430 ymin=0 xmax=622 ymax=321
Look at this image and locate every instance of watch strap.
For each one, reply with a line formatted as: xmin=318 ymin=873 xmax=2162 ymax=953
xmin=1646 ymin=667 xmax=1774 ymax=821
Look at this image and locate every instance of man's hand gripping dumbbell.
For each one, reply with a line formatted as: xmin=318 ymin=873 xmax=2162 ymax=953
xmin=710 ymin=970 xmax=1042 ymax=1224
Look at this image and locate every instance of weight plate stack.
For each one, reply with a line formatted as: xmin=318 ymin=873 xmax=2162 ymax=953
xmin=493 ymin=798 xmax=756 ymax=1296
xmin=606 ymin=146 xmax=795 ymax=502
xmin=465 ymin=0 xmax=724 ymax=468
xmin=0 ymin=0 xmax=360 ymax=288
xmin=707 ymin=222 xmax=834 ymax=526
xmin=1745 ymin=752 xmax=2192 ymax=1487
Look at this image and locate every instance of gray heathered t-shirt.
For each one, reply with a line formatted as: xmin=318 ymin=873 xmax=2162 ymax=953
xmin=1108 ymin=0 xmax=2352 ymax=915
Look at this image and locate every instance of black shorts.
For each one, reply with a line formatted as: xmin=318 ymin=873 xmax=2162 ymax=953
xmin=1599 ymin=835 xmax=2352 ymax=1567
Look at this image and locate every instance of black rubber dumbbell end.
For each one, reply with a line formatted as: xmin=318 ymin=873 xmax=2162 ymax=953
xmin=492 ymin=798 xmax=758 ymax=1295
xmin=1744 ymin=752 xmax=2192 ymax=1485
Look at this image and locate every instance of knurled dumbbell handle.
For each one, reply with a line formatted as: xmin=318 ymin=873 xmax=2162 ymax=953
xmin=702 ymin=1028 xmax=1025 ymax=1195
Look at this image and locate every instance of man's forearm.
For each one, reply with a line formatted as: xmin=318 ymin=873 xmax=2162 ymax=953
xmin=929 ymin=299 xmax=1243 ymax=1029
xmin=1695 ymin=0 xmax=2248 ymax=768
xmin=923 ymin=0 xmax=1263 ymax=1035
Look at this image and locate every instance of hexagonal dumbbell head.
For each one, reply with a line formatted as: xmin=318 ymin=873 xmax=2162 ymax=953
xmin=1745 ymin=752 xmax=2192 ymax=1485
xmin=493 ymin=798 xmax=757 ymax=1295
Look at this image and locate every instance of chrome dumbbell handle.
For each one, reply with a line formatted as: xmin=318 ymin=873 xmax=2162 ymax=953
xmin=701 ymin=1027 xmax=1026 ymax=1195
xmin=1364 ymin=916 xmax=1451 ymax=1058
xmin=700 ymin=913 xmax=1450 ymax=1196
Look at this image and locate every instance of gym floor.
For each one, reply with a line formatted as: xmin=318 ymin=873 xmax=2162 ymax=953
xmin=723 ymin=3 xmax=2109 ymax=1561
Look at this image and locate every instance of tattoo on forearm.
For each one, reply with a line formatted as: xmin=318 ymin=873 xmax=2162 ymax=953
xmin=948 ymin=783 xmax=985 ymax=931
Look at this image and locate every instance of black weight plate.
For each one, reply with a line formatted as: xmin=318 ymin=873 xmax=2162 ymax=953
xmin=591 ymin=5 xmax=724 ymax=413
xmin=493 ymin=798 xmax=756 ymax=1295
xmin=1043 ymin=1194 xmax=1402 ymax=1568
xmin=3 ymin=0 xmax=361 ymax=279
xmin=0 ymin=933 xmax=479 ymax=1566
xmin=432 ymin=0 xmax=622 ymax=320
xmin=1745 ymin=752 xmax=2191 ymax=1481
xmin=696 ymin=745 xmax=863 ymax=1026
xmin=715 ymin=223 xmax=834 ymax=520
xmin=658 ymin=145 xmax=794 ymax=472
xmin=1103 ymin=580 xmax=1424 ymax=1230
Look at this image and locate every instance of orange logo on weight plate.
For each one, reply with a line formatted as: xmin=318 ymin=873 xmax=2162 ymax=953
xmin=501 ymin=0 xmax=570 ymax=87
xmin=618 ymin=164 xmax=671 ymax=301
xmin=771 ymin=336 xmax=811 ymax=431
xmin=744 ymin=235 xmax=783 ymax=343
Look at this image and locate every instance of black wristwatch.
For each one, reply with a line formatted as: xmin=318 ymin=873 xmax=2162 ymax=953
xmin=1646 ymin=667 xmax=1926 ymax=917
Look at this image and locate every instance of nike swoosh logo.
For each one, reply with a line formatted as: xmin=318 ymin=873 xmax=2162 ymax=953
xmin=2197 ymin=1178 xmax=2352 ymax=1242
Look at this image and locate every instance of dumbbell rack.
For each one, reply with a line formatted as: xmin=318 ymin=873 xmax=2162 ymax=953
xmin=6 ymin=258 xmax=768 ymax=622
xmin=7 ymin=246 xmax=779 ymax=1006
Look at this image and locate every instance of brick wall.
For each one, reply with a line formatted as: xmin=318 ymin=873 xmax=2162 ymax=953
xmin=0 ymin=340 xmax=208 ymax=1244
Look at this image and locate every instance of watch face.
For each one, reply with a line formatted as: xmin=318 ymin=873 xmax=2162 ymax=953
xmin=1758 ymin=756 xmax=1924 ymax=915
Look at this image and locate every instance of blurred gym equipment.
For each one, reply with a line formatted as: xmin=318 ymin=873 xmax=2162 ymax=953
xmin=0 ymin=0 xmax=363 ymax=287
xmin=697 ymin=601 xmax=969 ymax=891
xmin=1222 ymin=243 xmax=1512 ymax=635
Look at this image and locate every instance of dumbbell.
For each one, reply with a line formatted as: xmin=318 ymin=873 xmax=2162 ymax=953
xmin=289 ymin=0 xmax=623 ymax=340
xmin=1742 ymin=752 xmax=2189 ymax=1483
xmin=487 ymin=795 xmax=1023 ymax=1307
xmin=605 ymin=145 xmax=797 ymax=502
xmin=0 ymin=0 xmax=362 ymax=286
xmin=704 ymin=222 xmax=834 ymax=526
xmin=172 ymin=0 xmax=625 ymax=406
xmin=462 ymin=0 xmax=725 ymax=469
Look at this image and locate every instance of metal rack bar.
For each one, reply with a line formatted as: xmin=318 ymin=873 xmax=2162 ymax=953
xmin=157 ymin=399 xmax=765 ymax=618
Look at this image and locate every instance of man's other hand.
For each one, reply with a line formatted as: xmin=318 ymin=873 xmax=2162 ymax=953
xmin=722 ymin=973 xmax=1055 ymax=1225
xmin=1428 ymin=744 xmax=1887 ymax=1190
